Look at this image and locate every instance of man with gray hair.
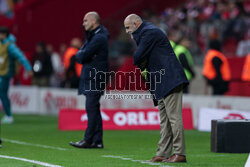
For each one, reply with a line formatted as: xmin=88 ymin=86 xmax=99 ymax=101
xmin=124 ymin=14 xmax=188 ymax=163
xmin=69 ymin=11 xmax=109 ymax=149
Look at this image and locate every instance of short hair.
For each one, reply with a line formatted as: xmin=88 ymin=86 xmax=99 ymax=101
xmin=209 ymin=40 xmax=221 ymax=51
xmin=0 ymin=26 xmax=10 ymax=36
xmin=125 ymin=14 xmax=142 ymax=23
xmin=87 ymin=11 xmax=100 ymax=24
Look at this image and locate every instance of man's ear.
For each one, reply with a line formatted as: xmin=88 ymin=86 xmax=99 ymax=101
xmin=134 ymin=22 xmax=137 ymax=28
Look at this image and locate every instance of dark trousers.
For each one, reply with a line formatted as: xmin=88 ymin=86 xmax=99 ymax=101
xmin=84 ymin=93 xmax=103 ymax=144
xmin=0 ymin=77 xmax=11 ymax=116
xmin=211 ymin=82 xmax=229 ymax=95
xmin=183 ymin=85 xmax=189 ymax=94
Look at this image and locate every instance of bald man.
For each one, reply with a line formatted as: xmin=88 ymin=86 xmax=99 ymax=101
xmin=69 ymin=11 xmax=109 ymax=149
xmin=124 ymin=14 xmax=188 ymax=163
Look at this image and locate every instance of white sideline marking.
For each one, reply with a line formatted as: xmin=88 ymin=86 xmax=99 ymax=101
xmin=3 ymin=138 xmax=68 ymax=151
xmin=245 ymin=154 xmax=250 ymax=167
xmin=102 ymin=155 xmax=172 ymax=167
xmin=0 ymin=155 xmax=62 ymax=167
xmin=192 ymin=154 xmax=228 ymax=157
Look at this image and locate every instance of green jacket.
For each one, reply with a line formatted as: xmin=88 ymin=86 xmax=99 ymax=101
xmin=174 ymin=44 xmax=194 ymax=80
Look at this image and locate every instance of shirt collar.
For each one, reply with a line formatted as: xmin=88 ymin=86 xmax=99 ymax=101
xmin=132 ymin=22 xmax=145 ymax=36
xmin=86 ymin=25 xmax=101 ymax=41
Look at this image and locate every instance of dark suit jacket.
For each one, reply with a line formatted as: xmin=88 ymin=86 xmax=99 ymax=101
xmin=76 ymin=25 xmax=109 ymax=95
xmin=132 ymin=22 xmax=189 ymax=100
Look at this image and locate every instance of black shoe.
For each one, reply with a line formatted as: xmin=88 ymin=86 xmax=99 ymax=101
xmin=69 ymin=140 xmax=92 ymax=149
xmin=0 ymin=140 xmax=2 ymax=148
xmin=90 ymin=143 xmax=104 ymax=149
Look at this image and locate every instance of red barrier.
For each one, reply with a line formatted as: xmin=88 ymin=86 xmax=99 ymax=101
xmin=58 ymin=108 xmax=194 ymax=130
xmin=226 ymin=57 xmax=250 ymax=96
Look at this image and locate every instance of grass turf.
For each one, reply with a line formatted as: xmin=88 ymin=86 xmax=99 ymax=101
xmin=0 ymin=114 xmax=248 ymax=167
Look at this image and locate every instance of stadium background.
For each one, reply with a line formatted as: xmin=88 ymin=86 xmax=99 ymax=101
xmin=0 ymin=0 xmax=250 ymax=166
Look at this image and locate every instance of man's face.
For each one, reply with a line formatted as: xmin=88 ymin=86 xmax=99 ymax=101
xmin=83 ymin=14 xmax=94 ymax=31
xmin=0 ymin=33 xmax=7 ymax=41
xmin=124 ymin=20 xmax=137 ymax=35
xmin=182 ymin=39 xmax=191 ymax=49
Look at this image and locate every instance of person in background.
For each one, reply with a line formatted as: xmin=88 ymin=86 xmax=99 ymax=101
xmin=59 ymin=43 xmax=67 ymax=58
xmin=0 ymin=0 xmax=14 ymax=18
xmin=124 ymin=14 xmax=188 ymax=163
xmin=0 ymin=26 xmax=32 ymax=124
xmin=236 ymin=32 xmax=250 ymax=57
xmin=32 ymin=42 xmax=53 ymax=87
xmin=203 ymin=40 xmax=231 ymax=95
xmin=63 ymin=38 xmax=82 ymax=88
xmin=69 ymin=11 xmax=109 ymax=149
xmin=168 ymin=31 xmax=181 ymax=49
xmin=46 ymin=44 xmax=64 ymax=87
xmin=174 ymin=37 xmax=195 ymax=93
xmin=241 ymin=53 xmax=250 ymax=82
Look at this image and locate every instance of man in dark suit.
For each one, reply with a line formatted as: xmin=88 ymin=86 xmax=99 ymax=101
xmin=69 ymin=11 xmax=109 ymax=149
xmin=124 ymin=14 xmax=189 ymax=163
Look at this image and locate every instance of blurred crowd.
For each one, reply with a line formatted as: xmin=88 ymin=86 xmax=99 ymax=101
xmin=111 ymin=0 xmax=250 ymax=64
xmin=159 ymin=0 xmax=249 ymax=60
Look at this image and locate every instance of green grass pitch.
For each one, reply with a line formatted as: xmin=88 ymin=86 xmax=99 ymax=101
xmin=0 ymin=114 xmax=248 ymax=167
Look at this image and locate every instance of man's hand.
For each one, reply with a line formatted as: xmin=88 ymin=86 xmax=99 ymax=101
xmin=137 ymin=58 xmax=147 ymax=70
xmin=141 ymin=69 xmax=147 ymax=81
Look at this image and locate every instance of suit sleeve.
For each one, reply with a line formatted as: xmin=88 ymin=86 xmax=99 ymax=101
xmin=133 ymin=30 xmax=157 ymax=66
xmin=8 ymin=43 xmax=32 ymax=71
xmin=179 ymin=53 xmax=195 ymax=78
xmin=76 ymin=35 xmax=105 ymax=64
